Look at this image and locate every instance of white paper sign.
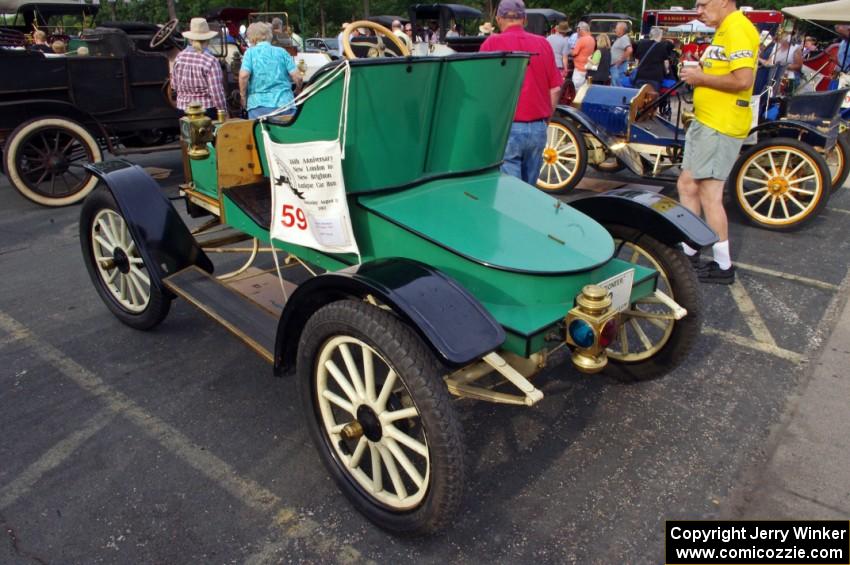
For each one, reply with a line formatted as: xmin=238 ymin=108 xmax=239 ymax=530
xmin=597 ymin=268 xmax=635 ymax=313
xmin=263 ymin=133 xmax=359 ymax=255
xmin=840 ymin=73 xmax=850 ymax=109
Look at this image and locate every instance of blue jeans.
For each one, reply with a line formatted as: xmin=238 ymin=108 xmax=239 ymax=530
xmin=610 ymin=63 xmax=627 ymax=87
xmin=502 ymin=120 xmax=548 ymax=185
xmin=248 ymin=106 xmax=295 ymax=119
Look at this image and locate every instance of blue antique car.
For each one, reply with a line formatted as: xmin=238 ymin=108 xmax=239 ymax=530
xmin=538 ymin=73 xmax=849 ymax=231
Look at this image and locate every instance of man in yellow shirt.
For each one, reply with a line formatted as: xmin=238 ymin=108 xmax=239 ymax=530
xmin=677 ymin=0 xmax=759 ymax=284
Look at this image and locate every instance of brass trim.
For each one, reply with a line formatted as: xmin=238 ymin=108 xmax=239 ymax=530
xmin=183 ymin=187 xmax=222 ymax=217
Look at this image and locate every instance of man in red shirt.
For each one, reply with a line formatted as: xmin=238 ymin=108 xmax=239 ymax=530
xmin=480 ymin=0 xmax=561 ymax=184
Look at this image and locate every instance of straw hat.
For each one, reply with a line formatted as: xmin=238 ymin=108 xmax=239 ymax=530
xmin=479 ymin=21 xmax=494 ymax=34
xmin=181 ymin=18 xmax=218 ymax=41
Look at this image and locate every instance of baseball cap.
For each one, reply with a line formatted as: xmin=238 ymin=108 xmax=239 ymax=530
xmin=497 ymin=0 xmax=526 ymax=19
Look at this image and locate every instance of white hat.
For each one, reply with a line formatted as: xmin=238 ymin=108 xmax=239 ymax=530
xmin=182 ymin=18 xmax=218 ymax=41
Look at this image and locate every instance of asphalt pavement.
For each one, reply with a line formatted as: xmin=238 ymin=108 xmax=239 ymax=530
xmin=1 ymin=150 xmax=849 ymax=563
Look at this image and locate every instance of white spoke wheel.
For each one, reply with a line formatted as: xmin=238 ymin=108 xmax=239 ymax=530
xmin=80 ymin=187 xmax=171 ymax=330
xmin=537 ymin=117 xmax=587 ymax=194
xmin=825 ymin=135 xmax=849 ymax=193
xmin=297 ymin=300 xmax=464 ymax=535
xmin=730 ymin=138 xmax=830 ymax=231
xmin=602 ymin=225 xmax=700 ymax=382
xmin=3 ymin=116 xmax=102 ymax=207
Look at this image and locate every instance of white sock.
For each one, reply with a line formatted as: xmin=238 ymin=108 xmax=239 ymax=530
xmin=712 ymin=240 xmax=731 ymax=270
xmin=681 ymin=243 xmax=698 ymax=256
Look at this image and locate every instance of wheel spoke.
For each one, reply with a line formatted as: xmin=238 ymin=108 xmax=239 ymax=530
xmin=788 ymin=174 xmax=816 ymax=185
xmin=752 ymin=161 xmax=772 ymax=179
xmin=339 ymin=343 xmax=366 ymax=399
xmin=382 ymin=406 xmax=419 ymax=424
xmin=125 ymin=274 xmax=139 ymax=306
xmin=369 ymin=443 xmax=383 ymax=493
xmin=385 ymin=424 xmax=428 ymax=457
xmin=767 ymin=195 xmax=778 ymax=217
xmin=785 ymin=192 xmax=808 ymax=212
xmin=106 ymin=268 xmax=119 ymax=283
xmin=742 ymin=177 xmax=768 ymax=188
xmin=629 ymin=318 xmax=653 ymax=350
xmin=383 ymin=437 xmax=424 ymax=488
xmin=622 ymin=309 xmax=675 ymax=322
xmin=324 ymin=359 xmax=359 ymax=404
xmin=375 ymin=370 xmax=397 ymax=410
xmin=377 ymin=444 xmax=407 ymax=499
xmin=321 ymin=389 xmax=355 ymax=415
xmin=780 ymin=150 xmax=791 ymax=175
xmin=348 ymin=436 xmax=368 ymax=469
xmin=788 ymin=186 xmax=815 ymax=196
xmin=618 ymin=320 xmax=629 ymax=354
xmin=785 ymin=159 xmax=806 ymax=178
xmin=362 ymin=346 xmax=376 ymax=403
xmin=751 ymin=191 xmax=771 ymax=210
xmin=119 ymin=274 xmax=128 ymax=301
xmin=127 ymin=270 xmax=147 ymax=301
xmin=779 ymin=196 xmax=790 ymax=219
xmin=768 ymin=151 xmax=778 ymax=175
xmin=97 ymin=218 xmax=118 ymax=247
xmin=94 ymin=235 xmax=114 ymax=254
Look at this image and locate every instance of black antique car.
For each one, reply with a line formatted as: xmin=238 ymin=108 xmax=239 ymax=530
xmin=0 ymin=21 xmax=181 ymax=206
xmin=525 ymin=8 xmax=567 ymax=37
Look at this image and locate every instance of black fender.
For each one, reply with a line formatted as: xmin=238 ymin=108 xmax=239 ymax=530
xmin=569 ymin=189 xmax=718 ymax=249
xmin=0 ymin=99 xmax=108 ymax=143
xmin=553 ymin=104 xmax=645 ymax=175
xmin=83 ymin=160 xmax=213 ymax=296
xmin=749 ymin=120 xmax=836 ymax=151
xmin=274 ymin=258 xmax=506 ymax=375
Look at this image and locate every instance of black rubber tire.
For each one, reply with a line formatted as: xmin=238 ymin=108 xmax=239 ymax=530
xmin=602 ymin=224 xmax=701 ymax=382
xmin=3 ymin=116 xmax=102 ymax=206
xmin=826 ymin=135 xmax=849 ymax=193
xmin=728 ymin=137 xmax=830 ymax=232
xmin=296 ymin=300 xmax=464 ymax=535
xmin=80 ymin=187 xmax=171 ymax=330
xmin=536 ymin=116 xmax=587 ymax=194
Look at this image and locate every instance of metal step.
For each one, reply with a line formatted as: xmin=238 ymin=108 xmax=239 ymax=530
xmin=163 ymin=266 xmax=278 ymax=363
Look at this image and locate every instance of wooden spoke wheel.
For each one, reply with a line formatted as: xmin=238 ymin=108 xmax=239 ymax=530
xmin=297 ymin=300 xmax=463 ymax=534
xmin=826 ymin=135 xmax=849 ymax=192
xmin=80 ymin=188 xmax=171 ymax=330
xmin=3 ymin=116 xmax=102 ymax=206
xmin=730 ymin=138 xmax=830 ymax=231
xmin=536 ymin=117 xmax=587 ymax=194
xmin=603 ymin=225 xmax=700 ymax=382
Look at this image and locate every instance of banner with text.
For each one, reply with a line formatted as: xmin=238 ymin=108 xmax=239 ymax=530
xmin=666 ymin=520 xmax=849 ymax=564
xmin=264 ymin=133 xmax=359 ymax=256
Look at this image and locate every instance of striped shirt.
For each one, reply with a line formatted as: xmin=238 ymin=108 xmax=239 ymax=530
xmin=172 ymin=47 xmax=227 ymax=111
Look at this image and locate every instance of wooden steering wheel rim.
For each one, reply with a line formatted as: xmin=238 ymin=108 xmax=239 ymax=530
xmin=341 ymin=20 xmax=410 ymax=59
xmin=150 ymin=18 xmax=179 ymax=49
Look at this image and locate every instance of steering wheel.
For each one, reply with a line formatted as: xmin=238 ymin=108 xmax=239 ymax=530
xmin=341 ymin=20 xmax=410 ymax=59
xmin=150 ymin=18 xmax=179 ymax=49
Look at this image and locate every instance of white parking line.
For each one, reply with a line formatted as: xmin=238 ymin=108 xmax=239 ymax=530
xmin=0 ymin=311 xmax=365 ymax=563
xmin=0 ymin=409 xmax=115 ymax=510
xmin=702 ymin=327 xmax=804 ymax=363
xmin=827 ymin=207 xmax=850 ymax=215
xmin=728 ymin=280 xmax=778 ymax=348
xmin=734 ymin=261 xmax=840 ymax=291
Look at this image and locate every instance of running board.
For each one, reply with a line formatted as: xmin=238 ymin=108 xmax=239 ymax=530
xmin=163 ymin=266 xmax=278 ymax=363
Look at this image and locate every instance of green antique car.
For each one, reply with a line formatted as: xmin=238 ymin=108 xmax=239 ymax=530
xmin=78 ymin=23 xmax=715 ymax=535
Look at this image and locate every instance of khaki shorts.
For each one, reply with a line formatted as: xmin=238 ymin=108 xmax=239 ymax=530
xmin=681 ymin=120 xmax=745 ymax=181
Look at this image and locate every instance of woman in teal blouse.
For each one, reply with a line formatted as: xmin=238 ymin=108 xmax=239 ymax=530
xmin=239 ymin=22 xmax=303 ymax=119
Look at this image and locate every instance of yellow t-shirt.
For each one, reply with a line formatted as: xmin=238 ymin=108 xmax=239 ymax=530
xmin=693 ymin=10 xmax=759 ymax=138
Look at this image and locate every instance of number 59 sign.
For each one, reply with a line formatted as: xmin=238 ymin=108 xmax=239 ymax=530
xmin=264 ymin=133 xmax=360 ymax=255
xmin=280 ymin=204 xmax=308 ymax=230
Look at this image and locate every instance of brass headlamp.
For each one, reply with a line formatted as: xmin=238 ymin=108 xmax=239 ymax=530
xmin=180 ymin=103 xmax=214 ymax=160
xmin=565 ymin=285 xmax=619 ymax=374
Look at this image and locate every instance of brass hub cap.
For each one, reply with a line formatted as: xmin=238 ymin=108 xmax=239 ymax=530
xmin=767 ymin=177 xmax=789 ymax=195
xmin=543 ymin=147 xmax=558 ymax=165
